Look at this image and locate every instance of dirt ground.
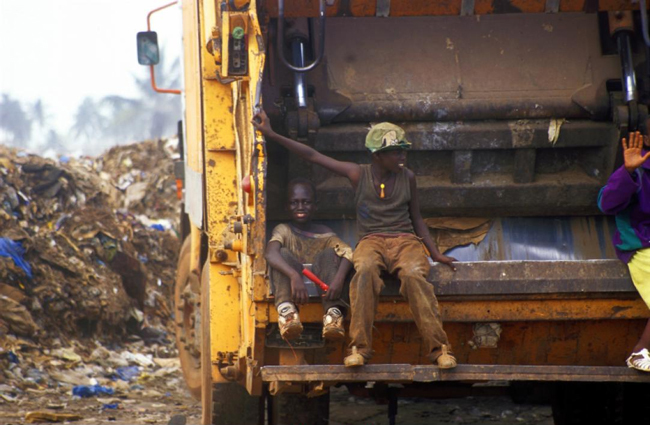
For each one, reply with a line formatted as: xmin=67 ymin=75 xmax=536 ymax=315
xmin=0 ymin=372 xmax=553 ymax=425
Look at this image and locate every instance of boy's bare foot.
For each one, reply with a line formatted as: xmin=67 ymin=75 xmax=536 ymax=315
xmin=278 ymin=302 xmax=303 ymax=340
xmin=322 ymin=307 xmax=345 ymax=341
xmin=344 ymin=346 xmax=365 ymax=367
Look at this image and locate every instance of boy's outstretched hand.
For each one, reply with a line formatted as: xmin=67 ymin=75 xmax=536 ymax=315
xmin=433 ymin=254 xmax=457 ymax=271
xmin=623 ymin=131 xmax=650 ymax=174
xmin=252 ymin=110 xmax=274 ymax=137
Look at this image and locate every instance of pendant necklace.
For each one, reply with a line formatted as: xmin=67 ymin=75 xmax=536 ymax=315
xmin=372 ymin=166 xmax=390 ymax=199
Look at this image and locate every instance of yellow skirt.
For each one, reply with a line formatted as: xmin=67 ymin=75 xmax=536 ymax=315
xmin=627 ymin=248 xmax=650 ymax=309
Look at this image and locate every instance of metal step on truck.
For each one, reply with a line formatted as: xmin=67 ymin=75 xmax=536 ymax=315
xmin=137 ymin=1 xmax=650 ymax=424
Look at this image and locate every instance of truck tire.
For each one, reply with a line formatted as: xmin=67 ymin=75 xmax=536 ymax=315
xmin=211 ymin=382 xmax=263 ymax=425
xmin=272 ymin=392 xmax=329 ymax=425
xmin=175 ymin=237 xmax=202 ymax=400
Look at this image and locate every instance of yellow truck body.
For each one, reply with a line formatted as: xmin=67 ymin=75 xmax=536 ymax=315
xmin=146 ymin=1 xmax=650 ymax=424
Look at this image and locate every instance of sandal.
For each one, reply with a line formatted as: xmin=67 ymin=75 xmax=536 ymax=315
xmin=626 ymin=348 xmax=650 ymax=372
xmin=435 ymin=344 xmax=457 ymax=369
xmin=344 ymin=346 xmax=365 ymax=368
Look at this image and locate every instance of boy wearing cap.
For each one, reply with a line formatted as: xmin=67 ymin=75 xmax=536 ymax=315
xmin=253 ymin=111 xmax=457 ymax=369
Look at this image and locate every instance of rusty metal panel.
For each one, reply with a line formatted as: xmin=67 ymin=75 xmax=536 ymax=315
xmin=322 ymin=14 xmax=617 ymax=122
xmin=260 ymin=0 xmax=644 ymax=17
xmin=313 ymin=176 xmax=604 ymax=217
xmin=427 ymin=260 xmax=633 ymax=296
xmin=267 ymin=298 xmax=650 ymax=323
xmin=260 ymin=364 xmax=650 ymax=383
xmin=313 ymin=121 xmax=618 ymax=151
xmin=263 ymin=14 xmax=621 ymax=122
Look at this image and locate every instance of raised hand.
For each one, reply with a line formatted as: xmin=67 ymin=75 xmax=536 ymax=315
xmin=622 ymin=131 xmax=650 ymax=173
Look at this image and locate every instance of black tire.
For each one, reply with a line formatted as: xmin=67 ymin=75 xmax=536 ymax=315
xmin=175 ymin=237 xmax=201 ymax=400
xmin=271 ymin=392 xmax=329 ymax=425
xmin=212 ymin=382 xmax=263 ymax=425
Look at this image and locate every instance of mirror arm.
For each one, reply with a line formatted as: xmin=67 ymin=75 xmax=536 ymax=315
xmin=150 ymin=65 xmax=181 ymax=95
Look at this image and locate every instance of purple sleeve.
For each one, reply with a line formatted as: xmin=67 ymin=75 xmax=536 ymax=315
xmin=597 ymin=166 xmax=639 ymax=214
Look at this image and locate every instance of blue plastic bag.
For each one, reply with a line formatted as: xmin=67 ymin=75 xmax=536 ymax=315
xmin=0 ymin=238 xmax=32 ymax=279
xmin=72 ymin=385 xmax=114 ymax=398
xmin=115 ymin=366 xmax=141 ymax=382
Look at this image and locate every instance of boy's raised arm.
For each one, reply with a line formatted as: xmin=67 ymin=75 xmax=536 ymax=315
xmin=253 ymin=110 xmax=361 ymax=187
xmin=599 ymin=131 xmax=650 ymax=215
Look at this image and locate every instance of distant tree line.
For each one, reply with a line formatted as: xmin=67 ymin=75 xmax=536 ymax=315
xmin=0 ymin=55 xmax=181 ymax=156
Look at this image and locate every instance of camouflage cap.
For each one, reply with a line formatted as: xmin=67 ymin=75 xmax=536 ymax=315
xmin=365 ymin=122 xmax=411 ymax=153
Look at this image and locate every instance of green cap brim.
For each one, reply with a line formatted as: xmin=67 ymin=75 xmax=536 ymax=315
xmin=370 ymin=141 xmax=411 ymax=153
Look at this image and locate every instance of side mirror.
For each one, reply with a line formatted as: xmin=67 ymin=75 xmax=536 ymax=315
xmin=137 ymin=31 xmax=160 ymax=65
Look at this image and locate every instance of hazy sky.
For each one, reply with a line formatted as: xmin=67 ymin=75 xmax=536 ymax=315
xmin=0 ymin=0 xmax=182 ymax=138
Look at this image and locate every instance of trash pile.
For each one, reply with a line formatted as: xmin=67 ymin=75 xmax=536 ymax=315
xmin=0 ymin=139 xmax=181 ymax=344
xmin=96 ymin=139 xmax=180 ymax=226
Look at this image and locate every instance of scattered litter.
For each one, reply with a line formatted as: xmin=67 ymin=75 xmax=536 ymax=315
xmin=0 ymin=140 xmax=185 ymax=421
xmin=51 ymin=348 xmax=82 ymax=363
xmin=102 ymin=403 xmax=120 ymax=410
xmin=548 ymin=118 xmax=566 ymax=146
xmin=72 ymin=385 xmax=115 ymax=398
xmin=123 ymin=351 xmax=156 ymax=368
xmin=115 ymin=365 xmax=142 ymax=382
xmin=25 ymin=411 xmax=83 ymax=423
xmin=0 ymin=237 xmax=33 ymax=278
xmin=0 ymin=294 xmax=39 ymax=336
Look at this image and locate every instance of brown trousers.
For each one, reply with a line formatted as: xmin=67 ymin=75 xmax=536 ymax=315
xmin=270 ymin=248 xmax=349 ymax=313
xmin=349 ymin=234 xmax=449 ymax=361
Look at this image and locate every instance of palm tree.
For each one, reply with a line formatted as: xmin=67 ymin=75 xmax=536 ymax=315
xmin=0 ymin=94 xmax=32 ymax=145
xmin=31 ymin=99 xmax=47 ymax=129
xmin=101 ymin=52 xmax=182 ymax=142
xmin=71 ymin=97 xmax=106 ymax=141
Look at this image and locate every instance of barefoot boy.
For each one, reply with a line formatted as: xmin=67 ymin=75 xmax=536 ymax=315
xmin=265 ymin=178 xmax=353 ymax=341
xmin=254 ymin=112 xmax=457 ymax=369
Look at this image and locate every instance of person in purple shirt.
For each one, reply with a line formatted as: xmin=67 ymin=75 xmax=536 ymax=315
xmin=598 ymin=130 xmax=650 ymax=372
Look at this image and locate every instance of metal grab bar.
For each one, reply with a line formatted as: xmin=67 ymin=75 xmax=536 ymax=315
xmin=277 ymin=0 xmax=326 ymax=72
xmin=640 ymin=0 xmax=650 ymax=48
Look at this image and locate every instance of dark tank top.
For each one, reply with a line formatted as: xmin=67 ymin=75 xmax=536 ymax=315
xmin=354 ymin=164 xmax=414 ymax=239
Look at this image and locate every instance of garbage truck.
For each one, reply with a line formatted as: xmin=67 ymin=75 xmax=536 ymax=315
xmin=138 ymin=1 xmax=650 ymax=424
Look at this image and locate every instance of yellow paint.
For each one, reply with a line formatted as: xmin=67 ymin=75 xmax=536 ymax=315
xmin=182 ymin=0 xmax=268 ymax=399
xmin=189 ymin=223 xmax=201 ymax=274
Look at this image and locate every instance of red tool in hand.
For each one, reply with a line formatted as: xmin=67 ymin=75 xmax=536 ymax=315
xmin=302 ymin=269 xmax=329 ymax=292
